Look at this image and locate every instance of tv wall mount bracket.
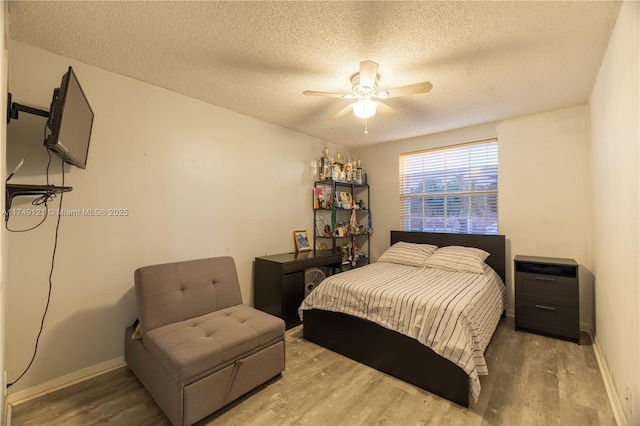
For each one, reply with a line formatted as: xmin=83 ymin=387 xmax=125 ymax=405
xmin=7 ymin=92 xmax=50 ymax=124
xmin=5 ymin=92 xmax=73 ymax=220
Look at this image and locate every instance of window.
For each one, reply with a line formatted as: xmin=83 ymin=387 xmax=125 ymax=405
xmin=399 ymin=139 xmax=498 ymax=235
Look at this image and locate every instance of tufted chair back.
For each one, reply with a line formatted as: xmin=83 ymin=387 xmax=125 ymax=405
xmin=134 ymin=256 xmax=243 ymax=334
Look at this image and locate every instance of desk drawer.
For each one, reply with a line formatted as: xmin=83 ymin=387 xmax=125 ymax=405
xmin=282 ymin=262 xmax=304 ymax=274
xmin=305 ymin=254 xmax=341 ymax=269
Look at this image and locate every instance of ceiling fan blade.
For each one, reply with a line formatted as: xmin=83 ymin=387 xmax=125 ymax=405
xmin=359 ymin=61 xmax=379 ymax=89
xmin=329 ymin=104 xmax=354 ymax=120
xmin=376 ymin=101 xmax=399 ymax=118
xmin=303 ymin=90 xmax=354 ymax=98
xmin=379 ymin=81 xmax=433 ymax=98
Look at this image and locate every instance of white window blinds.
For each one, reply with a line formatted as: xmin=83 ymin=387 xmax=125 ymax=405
xmin=399 ymin=139 xmax=498 ymax=235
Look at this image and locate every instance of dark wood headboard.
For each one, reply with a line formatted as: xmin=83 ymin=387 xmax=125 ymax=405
xmin=390 ymin=231 xmax=506 ymax=283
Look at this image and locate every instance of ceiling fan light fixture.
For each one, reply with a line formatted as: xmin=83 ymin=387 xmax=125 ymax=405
xmin=303 ymin=60 xmax=432 ymax=123
xmin=353 ymin=99 xmax=377 ymax=119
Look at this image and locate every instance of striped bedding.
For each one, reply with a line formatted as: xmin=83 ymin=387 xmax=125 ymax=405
xmin=298 ymin=261 xmax=505 ymax=403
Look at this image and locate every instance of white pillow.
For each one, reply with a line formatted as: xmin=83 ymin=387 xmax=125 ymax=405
xmin=423 ymin=245 xmax=490 ymax=274
xmin=378 ymin=242 xmax=438 ymax=268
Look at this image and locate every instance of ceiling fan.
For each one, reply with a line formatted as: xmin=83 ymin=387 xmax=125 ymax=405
xmin=303 ymin=60 xmax=433 ymax=120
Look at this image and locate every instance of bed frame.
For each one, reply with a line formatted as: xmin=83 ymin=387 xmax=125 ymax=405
xmin=303 ymin=231 xmax=506 ymax=407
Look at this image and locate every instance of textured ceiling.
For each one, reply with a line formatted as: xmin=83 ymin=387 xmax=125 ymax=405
xmin=8 ymin=1 xmax=621 ymax=148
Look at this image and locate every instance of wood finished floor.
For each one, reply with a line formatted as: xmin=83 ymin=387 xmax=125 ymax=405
xmin=10 ymin=317 xmax=616 ymax=426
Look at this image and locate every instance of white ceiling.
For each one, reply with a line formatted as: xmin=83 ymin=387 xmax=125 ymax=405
xmin=8 ymin=1 xmax=621 ymax=148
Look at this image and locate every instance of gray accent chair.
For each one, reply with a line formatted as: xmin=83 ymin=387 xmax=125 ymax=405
xmin=125 ymin=256 xmax=285 ymax=426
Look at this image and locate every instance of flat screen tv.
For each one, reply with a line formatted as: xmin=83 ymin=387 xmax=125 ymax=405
xmin=45 ymin=66 xmax=94 ymax=169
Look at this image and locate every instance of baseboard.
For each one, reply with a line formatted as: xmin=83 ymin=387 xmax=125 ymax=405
xmin=6 ymin=356 xmax=125 ymax=406
xmin=591 ymin=331 xmax=627 ymax=426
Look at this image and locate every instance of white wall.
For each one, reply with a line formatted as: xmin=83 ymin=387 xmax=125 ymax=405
xmin=5 ymin=41 xmax=335 ymax=398
xmin=589 ymin=1 xmax=640 ymax=423
xmin=497 ymin=107 xmax=591 ymax=325
xmin=1 ymin=1 xmax=8 ymax=421
xmin=360 ymin=106 xmax=591 ymax=326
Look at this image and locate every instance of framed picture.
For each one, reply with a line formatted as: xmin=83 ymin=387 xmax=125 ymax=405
xmin=294 ymin=230 xmax=311 ymax=252
xmin=339 ymin=192 xmax=352 ymax=209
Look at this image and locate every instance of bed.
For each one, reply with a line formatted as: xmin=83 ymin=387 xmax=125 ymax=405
xmin=299 ymin=231 xmax=506 ymax=407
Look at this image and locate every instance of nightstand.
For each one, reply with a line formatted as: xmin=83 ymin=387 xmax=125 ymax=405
xmin=254 ymin=251 xmax=342 ymax=329
xmin=514 ymin=255 xmax=579 ymax=343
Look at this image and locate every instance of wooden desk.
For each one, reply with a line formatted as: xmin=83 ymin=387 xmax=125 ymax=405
xmin=254 ymin=251 xmax=341 ymax=329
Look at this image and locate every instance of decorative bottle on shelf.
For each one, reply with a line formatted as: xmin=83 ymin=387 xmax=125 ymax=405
xmin=320 ymin=146 xmax=332 ymax=180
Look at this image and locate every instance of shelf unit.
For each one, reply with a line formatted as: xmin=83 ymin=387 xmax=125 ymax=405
xmin=313 ymin=180 xmax=370 ymax=269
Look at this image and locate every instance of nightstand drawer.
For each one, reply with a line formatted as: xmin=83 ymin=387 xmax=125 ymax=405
xmin=515 ymin=299 xmax=579 ymax=341
xmin=515 ymin=261 xmax=577 ymax=278
xmin=515 ymin=272 xmax=578 ymax=308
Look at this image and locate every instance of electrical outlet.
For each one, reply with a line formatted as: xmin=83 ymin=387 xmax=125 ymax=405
xmin=626 ymin=386 xmax=632 ymax=414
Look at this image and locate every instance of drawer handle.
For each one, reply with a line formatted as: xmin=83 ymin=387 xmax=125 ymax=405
xmin=535 ymin=304 xmax=557 ymax=311
xmin=534 ymin=276 xmax=557 ymax=282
